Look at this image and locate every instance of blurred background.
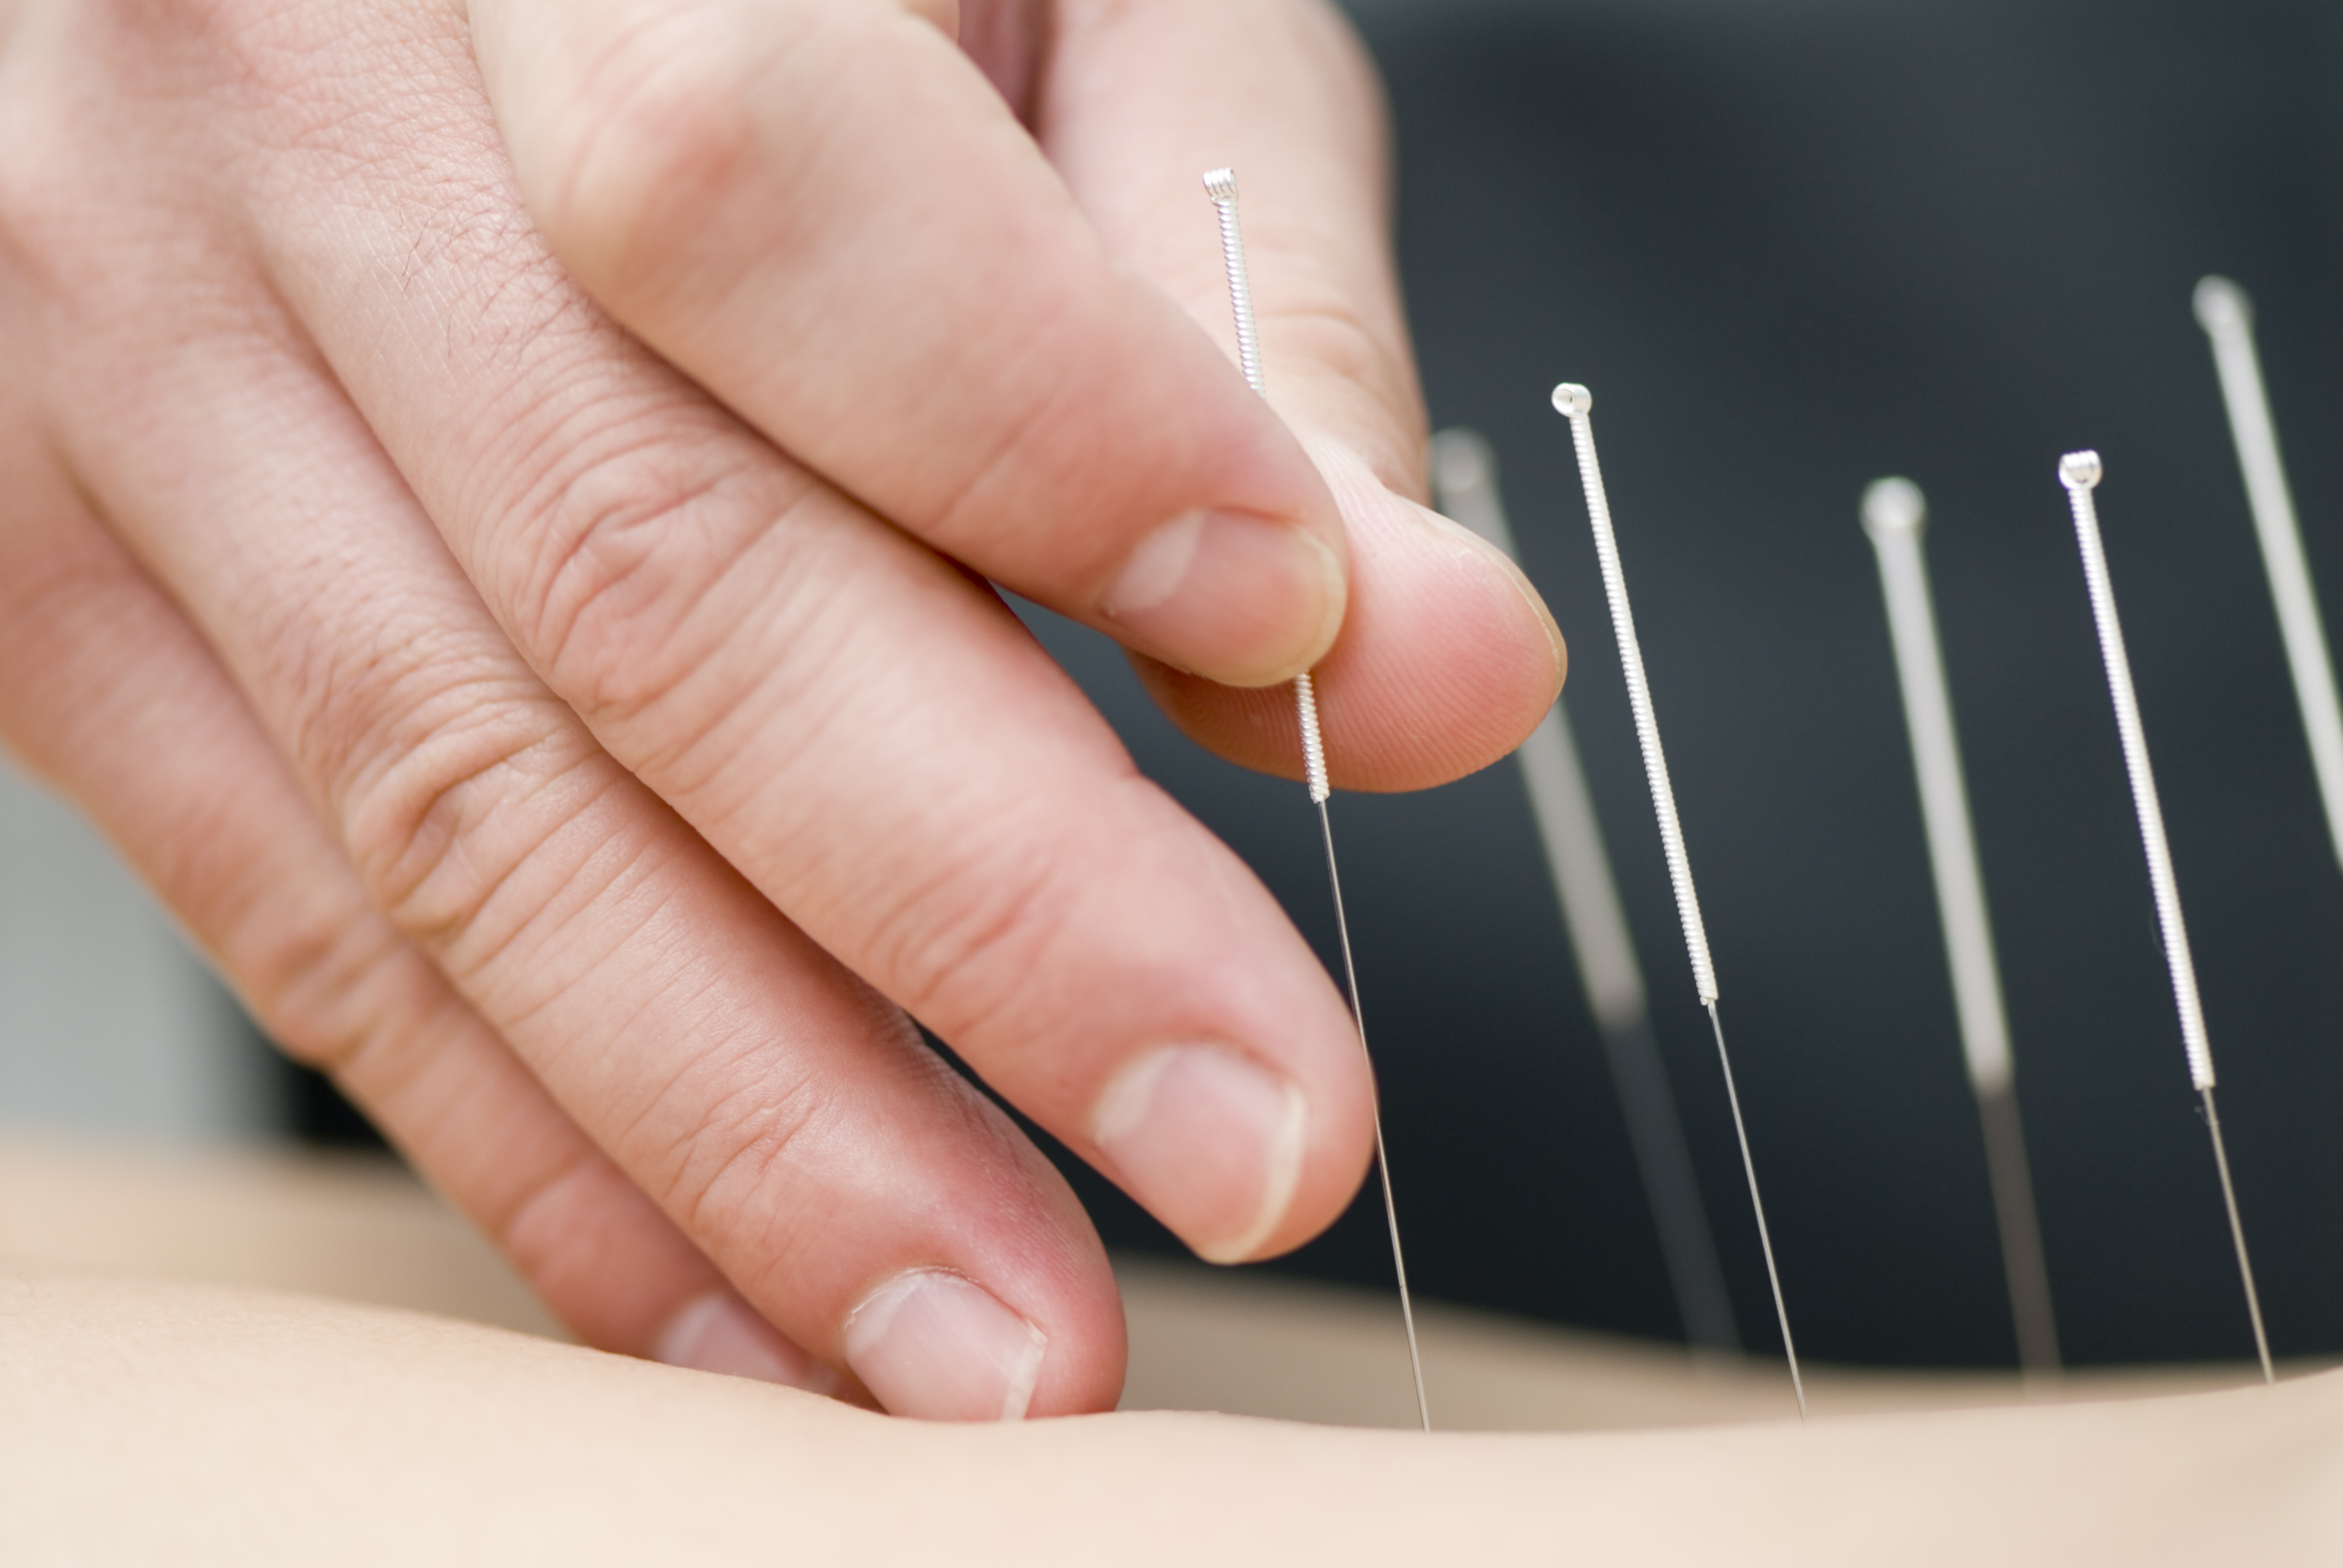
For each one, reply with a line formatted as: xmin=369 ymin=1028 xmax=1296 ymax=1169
xmin=5 ymin=0 xmax=2338 ymax=1371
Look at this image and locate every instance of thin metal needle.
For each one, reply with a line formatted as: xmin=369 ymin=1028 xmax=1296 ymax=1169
xmin=1431 ymin=429 xmax=1741 ymax=1356
xmin=2192 ymin=278 xmax=2343 ymax=875
xmin=1861 ymin=478 xmax=2060 ymax=1376
xmin=1551 ymin=384 xmax=1806 ymax=1419
xmin=1204 ymin=168 xmax=1430 ymax=1432
xmin=2201 ymin=1086 xmax=2272 ymax=1380
xmin=2058 ymin=451 xmax=2275 ymax=1385
xmin=1315 ymin=796 xmax=1430 ymax=1429
xmin=1708 ymin=1001 xmax=1801 ymax=1416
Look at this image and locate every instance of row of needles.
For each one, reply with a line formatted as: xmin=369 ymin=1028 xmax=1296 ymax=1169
xmin=1205 ymin=164 xmax=2319 ymax=1422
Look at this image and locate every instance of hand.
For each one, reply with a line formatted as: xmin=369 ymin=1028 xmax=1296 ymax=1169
xmin=0 ymin=0 xmax=1561 ymax=1417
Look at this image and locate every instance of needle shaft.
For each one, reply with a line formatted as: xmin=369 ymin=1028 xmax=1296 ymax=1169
xmin=2202 ymin=1086 xmax=2275 ymax=1383
xmin=1708 ymin=1002 xmax=1805 ymax=1415
xmin=1318 ymin=799 xmax=1430 ymax=1428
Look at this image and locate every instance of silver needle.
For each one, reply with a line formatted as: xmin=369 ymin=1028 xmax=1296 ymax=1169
xmin=1203 ymin=168 xmax=1430 ymax=1432
xmin=1861 ymin=478 xmax=2060 ymax=1376
xmin=2191 ymin=278 xmax=2343 ymax=875
xmin=1431 ymin=429 xmax=1742 ymax=1356
xmin=1551 ymin=385 xmax=1806 ymax=1419
xmin=2057 ymin=451 xmax=2275 ymax=1385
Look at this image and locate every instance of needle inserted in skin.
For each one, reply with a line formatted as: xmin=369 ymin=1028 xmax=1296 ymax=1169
xmin=1550 ymin=385 xmax=1806 ymax=1419
xmin=1204 ymin=169 xmax=1429 ymax=1433
xmin=1431 ymin=430 xmax=1741 ymax=1356
xmin=1861 ymin=478 xmax=2060 ymax=1376
xmin=2192 ymin=278 xmax=2343 ymax=876
xmin=2057 ymin=451 xmax=2275 ymax=1386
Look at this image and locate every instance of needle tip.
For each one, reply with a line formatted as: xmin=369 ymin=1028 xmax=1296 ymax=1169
xmin=1860 ymin=477 xmax=1927 ymax=540
xmin=1552 ymin=382 xmax=1593 ymax=417
xmin=2192 ymin=275 xmax=2252 ymax=334
xmin=1201 ymin=168 xmax=1238 ymax=204
xmin=2059 ymin=450 xmax=2103 ymax=491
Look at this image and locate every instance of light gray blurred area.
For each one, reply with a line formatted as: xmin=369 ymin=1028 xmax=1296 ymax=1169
xmin=0 ymin=759 xmax=278 ymax=1140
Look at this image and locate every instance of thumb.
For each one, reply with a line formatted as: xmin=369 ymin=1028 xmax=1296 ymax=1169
xmin=1038 ymin=0 xmax=1566 ymax=791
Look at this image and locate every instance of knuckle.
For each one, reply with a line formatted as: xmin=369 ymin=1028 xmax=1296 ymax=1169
xmin=523 ymin=10 xmax=768 ymax=289
xmin=512 ymin=423 xmax=836 ymax=764
xmin=304 ymin=634 xmax=596 ymax=961
xmin=198 ymin=811 xmax=472 ymax=1103
xmin=234 ymin=902 xmax=441 ymax=1080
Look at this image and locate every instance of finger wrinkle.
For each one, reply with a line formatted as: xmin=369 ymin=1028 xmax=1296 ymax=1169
xmin=361 ymin=736 xmax=624 ymax=969
xmin=848 ymin=774 xmax=1147 ymax=1060
xmin=644 ymin=1046 xmax=836 ymax=1271
xmin=217 ymin=870 xmax=422 ymax=1071
xmin=503 ymin=430 xmax=821 ymax=731
xmin=330 ymin=664 xmax=608 ymax=944
xmin=402 ymin=757 xmax=660 ymax=1005
xmin=272 ymin=581 xmax=522 ymax=782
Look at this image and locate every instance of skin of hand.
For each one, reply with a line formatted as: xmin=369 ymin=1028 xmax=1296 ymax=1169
xmin=0 ymin=0 xmax=1562 ymax=1417
xmin=8 ymin=1272 xmax=2340 ymax=1565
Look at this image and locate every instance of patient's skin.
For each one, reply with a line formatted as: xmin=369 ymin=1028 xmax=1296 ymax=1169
xmin=3 ymin=1272 xmax=2336 ymax=1565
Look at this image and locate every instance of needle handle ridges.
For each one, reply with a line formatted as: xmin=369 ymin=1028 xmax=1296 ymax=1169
xmin=1551 ymin=384 xmax=1720 ymax=1004
xmin=2059 ymin=452 xmax=2215 ymax=1092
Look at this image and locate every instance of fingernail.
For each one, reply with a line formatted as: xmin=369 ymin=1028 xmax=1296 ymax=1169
xmin=843 ymin=1270 xmax=1048 ymax=1422
xmin=1100 ymin=510 xmax=1344 ymax=687
xmin=654 ymin=1289 xmax=838 ymax=1395
xmin=1090 ymin=1044 xmax=1308 ymax=1264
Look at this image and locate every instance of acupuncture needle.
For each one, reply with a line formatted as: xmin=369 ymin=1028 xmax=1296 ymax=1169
xmin=2056 ymin=451 xmax=2275 ymax=1385
xmin=1860 ymin=478 xmax=2061 ymax=1376
xmin=2192 ymin=278 xmax=2343 ymax=876
xmin=1202 ymin=168 xmax=1430 ymax=1432
xmin=1550 ymin=384 xmax=1807 ymax=1419
xmin=1430 ymin=429 xmax=1742 ymax=1356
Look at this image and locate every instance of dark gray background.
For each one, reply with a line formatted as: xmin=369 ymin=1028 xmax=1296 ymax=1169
xmin=1006 ymin=0 xmax=2343 ymax=1370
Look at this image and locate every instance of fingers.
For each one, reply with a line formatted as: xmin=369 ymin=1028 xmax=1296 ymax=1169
xmin=0 ymin=436 xmax=829 ymax=1394
xmin=220 ymin=0 xmax=1380 ymax=1271
xmin=470 ymin=0 xmax=1348 ymax=691
xmin=1138 ymin=442 xmax=1571 ymax=790
xmin=1040 ymin=0 xmax=1566 ymax=788
xmin=53 ymin=293 xmax=1132 ymax=1416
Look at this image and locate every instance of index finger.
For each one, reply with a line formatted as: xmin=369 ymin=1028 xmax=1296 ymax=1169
xmin=472 ymin=0 xmax=1349 ymax=694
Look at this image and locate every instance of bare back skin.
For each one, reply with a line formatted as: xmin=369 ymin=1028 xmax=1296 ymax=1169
xmin=3 ymin=1142 xmax=2337 ymax=1566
